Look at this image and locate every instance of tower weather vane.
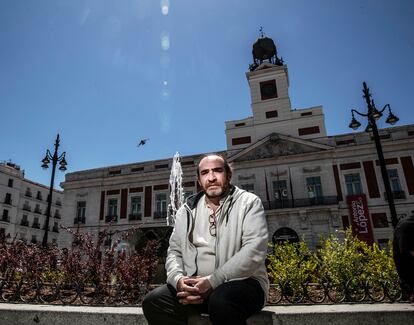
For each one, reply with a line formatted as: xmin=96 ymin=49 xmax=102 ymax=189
xmin=259 ymin=26 xmax=264 ymax=37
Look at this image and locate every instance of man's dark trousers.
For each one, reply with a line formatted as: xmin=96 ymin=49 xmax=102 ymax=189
xmin=142 ymin=278 xmax=264 ymax=325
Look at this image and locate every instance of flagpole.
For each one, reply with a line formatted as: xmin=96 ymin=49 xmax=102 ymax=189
xmin=264 ymin=170 xmax=270 ymax=205
xmin=288 ymin=167 xmax=294 ymax=207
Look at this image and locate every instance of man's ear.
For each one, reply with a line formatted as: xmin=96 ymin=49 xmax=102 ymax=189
xmin=227 ymin=172 xmax=232 ymax=183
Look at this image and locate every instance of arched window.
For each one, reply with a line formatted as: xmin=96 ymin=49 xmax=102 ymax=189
xmin=272 ymin=227 xmax=299 ymax=244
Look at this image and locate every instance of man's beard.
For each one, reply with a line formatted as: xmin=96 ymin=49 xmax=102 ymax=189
xmin=205 ymin=183 xmax=229 ymax=198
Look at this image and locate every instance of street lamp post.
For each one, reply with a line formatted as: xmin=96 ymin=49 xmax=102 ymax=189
xmin=41 ymin=134 xmax=67 ymax=247
xmin=348 ymin=82 xmax=400 ymax=228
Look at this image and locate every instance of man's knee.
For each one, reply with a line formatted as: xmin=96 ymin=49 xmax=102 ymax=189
xmin=207 ymin=280 xmax=264 ymax=324
xmin=142 ymin=289 xmax=157 ymax=315
xmin=143 ymin=286 xmax=158 ymax=301
xmin=142 ymin=285 xmax=171 ymax=314
xmin=208 ymin=289 xmax=238 ymax=316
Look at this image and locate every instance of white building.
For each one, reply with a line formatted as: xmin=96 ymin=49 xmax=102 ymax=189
xmin=0 ymin=161 xmax=63 ymax=245
xmin=59 ymin=36 xmax=414 ymax=250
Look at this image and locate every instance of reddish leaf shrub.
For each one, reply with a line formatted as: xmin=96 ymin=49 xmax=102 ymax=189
xmin=0 ymin=236 xmax=59 ymax=282
xmin=116 ymin=240 xmax=160 ymax=287
xmin=0 ymin=225 xmax=160 ymax=289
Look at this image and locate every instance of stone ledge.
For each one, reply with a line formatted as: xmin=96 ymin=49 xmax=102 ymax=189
xmin=0 ymin=303 xmax=413 ymax=325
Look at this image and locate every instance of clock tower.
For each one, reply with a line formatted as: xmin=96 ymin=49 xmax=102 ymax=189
xmin=225 ymin=33 xmax=327 ymax=155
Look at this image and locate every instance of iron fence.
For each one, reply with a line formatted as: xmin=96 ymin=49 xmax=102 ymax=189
xmin=0 ymin=278 xmax=403 ymax=306
xmin=267 ymin=279 xmax=403 ymax=304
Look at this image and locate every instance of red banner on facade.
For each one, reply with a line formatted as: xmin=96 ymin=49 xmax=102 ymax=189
xmin=346 ymin=194 xmax=374 ymax=245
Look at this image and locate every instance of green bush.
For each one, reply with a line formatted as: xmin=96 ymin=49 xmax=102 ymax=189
xmin=267 ymin=229 xmax=398 ymax=289
xmin=317 ymin=229 xmax=369 ymax=285
xmin=267 ymin=240 xmax=318 ymax=297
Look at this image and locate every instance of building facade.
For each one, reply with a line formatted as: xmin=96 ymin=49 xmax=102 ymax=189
xmin=0 ymin=161 xmax=63 ymax=245
xmin=59 ymin=36 xmax=414 ymax=250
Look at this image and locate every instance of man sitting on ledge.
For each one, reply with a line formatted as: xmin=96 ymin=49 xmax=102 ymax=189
xmin=142 ymin=154 xmax=269 ymax=325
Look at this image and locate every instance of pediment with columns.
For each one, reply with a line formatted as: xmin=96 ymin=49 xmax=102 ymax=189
xmin=228 ymin=133 xmax=333 ymax=162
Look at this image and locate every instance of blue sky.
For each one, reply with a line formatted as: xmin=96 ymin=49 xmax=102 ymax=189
xmin=1 ymin=0 xmax=413 ymax=189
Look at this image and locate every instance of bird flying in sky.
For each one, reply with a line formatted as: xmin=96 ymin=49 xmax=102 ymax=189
xmin=137 ymin=138 xmax=149 ymax=147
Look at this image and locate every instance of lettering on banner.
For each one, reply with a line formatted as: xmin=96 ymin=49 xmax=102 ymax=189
xmin=346 ymin=194 xmax=374 ymax=245
xmin=351 ymin=198 xmax=368 ymax=234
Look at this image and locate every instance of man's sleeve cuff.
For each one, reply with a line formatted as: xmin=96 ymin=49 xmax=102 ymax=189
xmin=208 ymin=269 xmax=226 ymax=289
xmin=167 ymin=274 xmax=184 ymax=290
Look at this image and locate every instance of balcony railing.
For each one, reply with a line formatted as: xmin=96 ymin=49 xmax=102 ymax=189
xmin=22 ymin=205 xmax=31 ymax=212
xmin=154 ymin=211 xmax=167 ymax=219
xmin=20 ymin=220 xmax=29 ymax=227
xmin=36 ymin=194 xmax=43 ymax=201
xmin=384 ymin=191 xmax=406 ymax=200
xmin=262 ymin=196 xmax=339 ymax=211
xmin=34 ymin=207 xmax=42 ymax=214
xmin=74 ymin=216 xmax=86 ymax=224
xmin=105 ymin=215 xmax=118 ymax=223
xmin=129 ymin=213 xmax=142 ymax=221
xmin=4 ymin=198 xmax=12 ymax=205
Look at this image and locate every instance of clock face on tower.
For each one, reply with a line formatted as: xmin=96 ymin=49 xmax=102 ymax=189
xmin=260 ymin=79 xmax=278 ymax=100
